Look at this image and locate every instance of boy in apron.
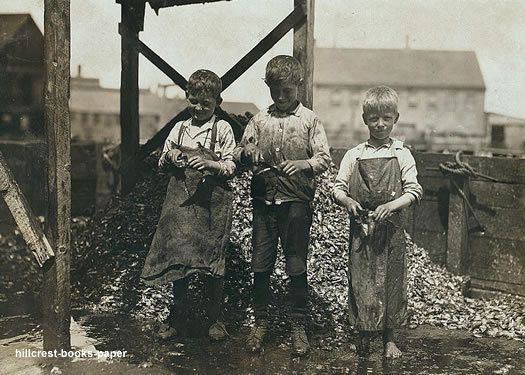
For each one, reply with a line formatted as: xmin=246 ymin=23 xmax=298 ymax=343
xmin=141 ymin=70 xmax=236 ymax=341
xmin=333 ymin=86 xmax=422 ymax=358
xmin=234 ymin=55 xmax=331 ymax=356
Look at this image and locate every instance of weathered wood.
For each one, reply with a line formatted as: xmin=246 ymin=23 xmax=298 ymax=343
xmin=470 ymin=181 xmax=525 ymax=209
xmin=467 ymin=236 xmax=525 ymax=286
xmin=42 ymin=0 xmax=71 ymax=351
xmin=418 ymin=176 xmax=449 ymax=202
xmin=293 ymin=0 xmax=314 ymax=109
xmin=129 ymin=36 xmax=188 ymax=91
xmin=470 ymin=207 xmax=525 ymax=241
xmin=413 ymin=199 xmax=447 ymax=232
xmin=119 ymin=1 xmax=145 ymax=194
xmin=221 ymin=5 xmax=306 ymax=91
xmin=446 ymin=178 xmax=470 ymax=275
xmin=469 ymin=278 xmax=525 ymax=298
xmin=0 ymin=151 xmax=54 ymax=266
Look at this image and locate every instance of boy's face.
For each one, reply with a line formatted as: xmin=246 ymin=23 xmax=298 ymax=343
xmin=186 ymin=91 xmax=220 ymax=123
xmin=267 ymin=81 xmax=299 ymax=113
xmin=362 ymin=109 xmax=399 ymax=141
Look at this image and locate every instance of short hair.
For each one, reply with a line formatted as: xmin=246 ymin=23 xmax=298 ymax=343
xmin=362 ymin=85 xmax=399 ymax=114
xmin=187 ymin=69 xmax=222 ymax=99
xmin=265 ymin=55 xmax=303 ymax=86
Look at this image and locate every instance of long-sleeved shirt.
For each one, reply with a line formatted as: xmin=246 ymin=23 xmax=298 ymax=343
xmin=234 ymin=103 xmax=331 ymax=203
xmin=159 ymin=115 xmax=236 ymax=177
xmin=333 ymin=139 xmax=423 ymax=204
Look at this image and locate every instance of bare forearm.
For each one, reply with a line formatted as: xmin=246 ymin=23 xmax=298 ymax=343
xmin=388 ymin=193 xmax=415 ymax=211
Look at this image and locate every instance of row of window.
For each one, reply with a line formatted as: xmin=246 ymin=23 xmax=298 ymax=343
xmin=71 ymin=112 xmax=160 ymax=126
xmin=328 ymin=90 xmax=478 ymax=111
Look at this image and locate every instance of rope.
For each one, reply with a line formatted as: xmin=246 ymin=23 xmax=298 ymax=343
xmin=438 ymin=151 xmax=499 ymax=182
xmin=438 ymin=151 xmax=491 ymax=233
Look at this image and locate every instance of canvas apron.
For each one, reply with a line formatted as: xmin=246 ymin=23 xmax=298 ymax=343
xmin=347 ymin=144 xmax=407 ymax=331
xmin=141 ymin=118 xmax=233 ymax=286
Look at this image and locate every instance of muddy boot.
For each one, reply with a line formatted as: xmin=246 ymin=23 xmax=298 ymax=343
xmin=246 ymin=320 xmax=268 ymax=353
xmin=209 ymin=321 xmax=229 ymax=341
xmin=291 ymin=321 xmax=310 ymax=356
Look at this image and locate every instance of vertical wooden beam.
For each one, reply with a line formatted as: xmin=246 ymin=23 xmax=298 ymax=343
xmin=293 ymin=0 xmax=315 ymax=109
xmin=42 ymin=0 xmax=71 ymax=350
xmin=446 ymin=178 xmax=469 ymax=275
xmin=119 ymin=0 xmax=145 ymax=194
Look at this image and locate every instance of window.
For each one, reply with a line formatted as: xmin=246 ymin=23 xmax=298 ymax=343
xmin=81 ymin=113 xmax=89 ymax=123
xmin=491 ymin=125 xmax=505 ymax=147
xmin=427 ymin=95 xmax=438 ymax=110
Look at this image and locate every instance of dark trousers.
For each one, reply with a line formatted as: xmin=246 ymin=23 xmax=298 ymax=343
xmin=168 ymin=275 xmax=224 ymax=324
xmin=251 ymin=201 xmax=312 ymax=322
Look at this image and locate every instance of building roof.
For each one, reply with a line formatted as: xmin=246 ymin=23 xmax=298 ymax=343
xmin=487 ymin=112 xmax=525 ymax=126
xmin=0 ymin=14 xmax=37 ymax=50
xmin=314 ymin=47 xmax=485 ymax=90
xmin=220 ymin=101 xmax=259 ymax=116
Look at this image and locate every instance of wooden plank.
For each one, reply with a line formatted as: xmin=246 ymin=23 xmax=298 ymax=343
xmin=119 ymin=1 xmax=145 ymax=194
xmin=463 ymin=155 xmax=525 ymax=184
xmin=471 ymin=207 xmax=525 ymax=241
xmin=470 ymin=181 xmax=525 ymax=209
xmin=293 ymin=0 xmax=314 ymax=109
xmin=469 ymin=278 xmax=525 ymax=298
xmin=413 ymin=199 xmax=447 ymax=232
xmin=419 ymin=176 xmax=449 ymax=202
xmin=221 ymin=5 xmax=306 ymax=91
xmin=446 ymin=178 xmax=469 ymax=274
xmin=42 ymin=0 xmax=71 ymax=351
xmin=0 ymin=151 xmax=54 ymax=266
xmin=412 ymin=230 xmax=447 ymax=265
xmin=132 ymin=37 xmax=188 ymax=91
xmin=467 ymin=236 xmax=525 ymax=286
xmin=414 ymin=152 xmax=454 ymax=178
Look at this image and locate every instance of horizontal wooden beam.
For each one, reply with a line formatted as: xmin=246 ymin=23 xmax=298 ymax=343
xmin=221 ymin=5 xmax=306 ymax=91
xmin=0 ymin=151 xmax=54 ymax=267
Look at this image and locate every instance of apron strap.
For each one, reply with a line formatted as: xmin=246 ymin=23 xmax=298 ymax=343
xmin=177 ymin=121 xmax=187 ymax=146
xmin=209 ymin=115 xmax=219 ymax=154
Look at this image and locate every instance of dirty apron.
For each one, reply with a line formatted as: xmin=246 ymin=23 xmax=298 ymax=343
xmin=141 ymin=119 xmax=233 ymax=286
xmin=347 ymin=144 xmax=407 ymax=331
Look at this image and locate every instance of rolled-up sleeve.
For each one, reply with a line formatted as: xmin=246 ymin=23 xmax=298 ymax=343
xmin=158 ymin=123 xmax=182 ymax=170
xmin=306 ymin=117 xmax=332 ymax=175
xmin=333 ymin=149 xmax=357 ymax=203
xmin=216 ymin=121 xmax=237 ymax=177
xmin=398 ymin=148 xmax=423 ymax=203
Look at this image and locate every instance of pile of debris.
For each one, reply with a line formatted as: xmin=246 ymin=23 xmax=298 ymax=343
xmin=71 ymin=157 xmax=525 ymax=344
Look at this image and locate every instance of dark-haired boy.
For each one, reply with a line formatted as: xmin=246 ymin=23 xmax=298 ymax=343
xmin=235 ymin=55 xmax=331 ymax=356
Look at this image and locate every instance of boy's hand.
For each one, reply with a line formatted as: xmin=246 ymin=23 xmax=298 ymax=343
xmin=373 ymin=202 xmax=397 ymax=221
xmin=344 ymin=198 xmax=363 ymax=217
xmin=166 ymin=149 xmax=183 ymax=165
xmin=187 ymin=156 xmax=218 ymax=172
xmin=278 ymin=160 xmax=311 ymax=176
xmin=242 ymin=143 xmax=264 ymax=165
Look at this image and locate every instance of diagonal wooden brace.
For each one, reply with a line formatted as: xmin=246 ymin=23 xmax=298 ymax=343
xmin=0 ymin=150 xmax=54 ymax=267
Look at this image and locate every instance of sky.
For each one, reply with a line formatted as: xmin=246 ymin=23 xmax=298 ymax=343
xmin=2 ymin=0 xmax=525 ymax=118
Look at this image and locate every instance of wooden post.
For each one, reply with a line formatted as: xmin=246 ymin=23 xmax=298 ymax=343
xmin=42 ymin=0 xmax=71 ymax=350
xmin=119 ymin=0 xmax=145 ymax=194
xmin=293 ymin=0 xmax=315 ymax=109
xmin=446 ymin=177 xmax=469 ymax=274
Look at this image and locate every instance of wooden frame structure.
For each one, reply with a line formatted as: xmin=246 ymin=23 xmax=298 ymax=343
xmin=1 ymin=0 xmax=314 ymax=351
xmin=117 ymin=0 xmax=316 ymax=193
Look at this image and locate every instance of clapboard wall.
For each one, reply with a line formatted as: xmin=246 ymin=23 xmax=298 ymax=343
xmin=332 ymin=149 xmax=525 ymax=297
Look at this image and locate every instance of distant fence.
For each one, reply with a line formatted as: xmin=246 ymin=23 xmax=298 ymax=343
xmin=0 ymin=140 xmax=113 ymax=228
xmin=332 ymin=148 xmax=525 ymax=297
